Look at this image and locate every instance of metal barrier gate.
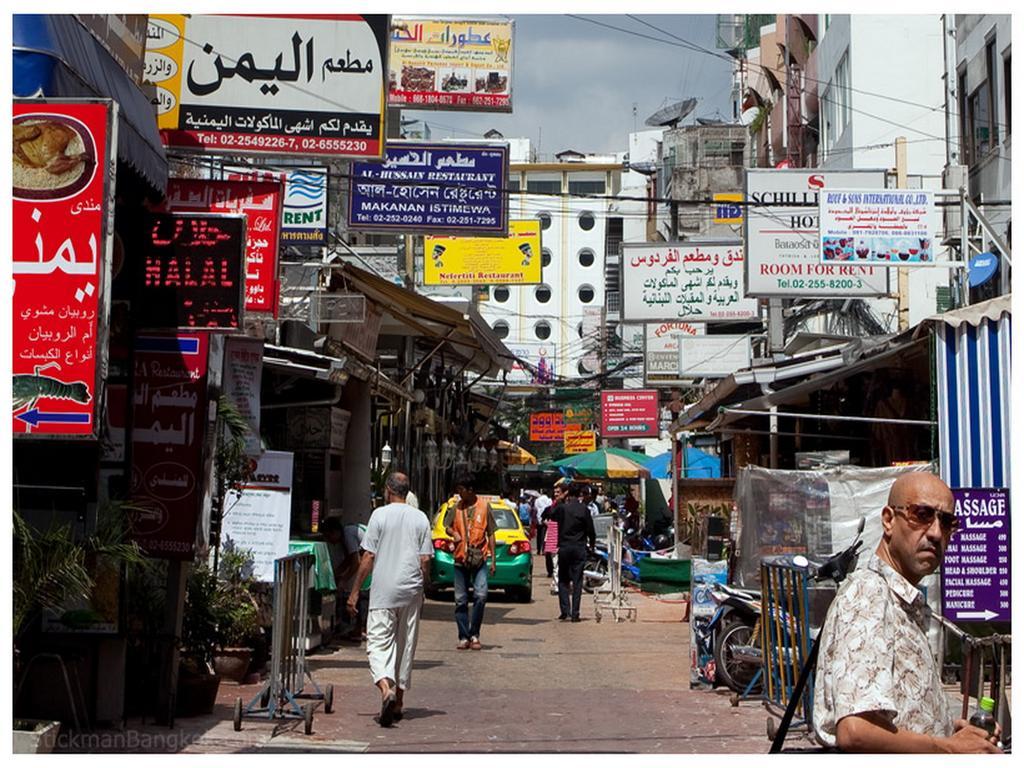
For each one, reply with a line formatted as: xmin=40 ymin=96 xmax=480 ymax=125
xmin=760 ymin=560 xmax=814 ymax=731
xmin=234 ymin=553 xmax=333 ymax=734
xmin=594 ymin=524 xmax=636 ymax=623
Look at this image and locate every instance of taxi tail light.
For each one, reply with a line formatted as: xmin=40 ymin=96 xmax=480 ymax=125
xmin=508 ymin=540 xmax=531 ymax=555
xmin=433 ymin=539 xmax=454 ymax=552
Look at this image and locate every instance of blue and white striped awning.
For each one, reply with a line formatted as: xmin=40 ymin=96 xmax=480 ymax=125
xmin=933 ymin=296 xmax=1011 ymax=488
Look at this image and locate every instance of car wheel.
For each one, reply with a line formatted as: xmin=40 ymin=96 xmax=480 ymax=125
xmin=515 ymin=583 xmax=533 ymax=603
xmin=424 ymin=583 xmax=443 ymax=600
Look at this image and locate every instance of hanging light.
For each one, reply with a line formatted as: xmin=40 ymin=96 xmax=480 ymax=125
xmin=471 ymin=443 xmax=486 ymax=470
xmin=488 ymin=446 xmax=499 ymax=468
xmin=381 ymin=441 xmax=393 ymax=469
xmin=454 ymin=446 xmax=469 ymax=471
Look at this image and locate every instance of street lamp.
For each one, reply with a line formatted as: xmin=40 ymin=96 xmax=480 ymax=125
xmin=380 ymin=441 xmax=392 ymax=470
xmin=424 ymin=435 xmax=438 ymax=470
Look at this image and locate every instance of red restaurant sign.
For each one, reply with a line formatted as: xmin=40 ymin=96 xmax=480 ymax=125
xmin=600 ymin=390 xmax=660 ymax=438
xmin=13 ymin=99 xmax=115 ymax=438
xmin=166 ymin=179 xmax=283 ymax=315
xmin=529 ymin=411 xmax=565 ymax=442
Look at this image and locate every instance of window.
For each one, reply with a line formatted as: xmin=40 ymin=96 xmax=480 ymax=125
xmin=493 ymin=287 xmax=510 ymax=303
xmin=492 ymin=320 xmax=509 ymax=339
xmin=1005 ymin=53 xmax=1011 ymax=137
xmin=578 ymin=248 xmax=595 ymax=267
xmin=577 ymin=360 xmax=593 ymax=375
xmin=969 ymin=84 xmax=993 ymax=157
xmin=835 ymin=52 xmax=851 ymax=135
xmin=535 ymin=284 xmax=552 ymax=303
xmin=578 ymin=284 xmax=595 ymax=303
xmin=537 ymin=212 xmax=552 ymax=230
xmin=577 ymin=321 xmax=585 ymax=338
xmin=987 ymin=40 xmax=999 ymax=146
xmin=959 ymin=70 xmax=970 ymax=163
xmin=529 ymin=180 xmax=561 ymax=194
xmin=569 ymin=180 xmax=605 ymax=195
xmin=542 ymin=248 xmax=552 ymax=267
xmin=534 ymin=321 xmax=551 ymax=340
xmin=578 ymin=211 xmax=596 ymax=231
xmin=507 ymin=179 xmax=520 ymax=192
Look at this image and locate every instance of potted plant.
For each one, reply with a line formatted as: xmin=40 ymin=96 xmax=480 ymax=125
xmin=176 ymin=562 xmax=223 ymax=716
xmin=13 ymin=504 xmax=146 ymax=750
xmin=210 ymin=543 xmax=261 ymax=683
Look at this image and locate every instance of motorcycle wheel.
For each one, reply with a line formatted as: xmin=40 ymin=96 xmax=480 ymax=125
xmin=714 ymin=619 xmax=762 ymax=694
xmin=582 ymin=557 xmax=608 ymax=593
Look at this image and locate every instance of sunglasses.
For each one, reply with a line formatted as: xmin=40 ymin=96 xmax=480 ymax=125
xmin=891 ymin=504 xmax=959 ymax=533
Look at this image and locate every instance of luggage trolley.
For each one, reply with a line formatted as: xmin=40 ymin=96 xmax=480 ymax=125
xmin=234 ymin=553 xmax=333 ymax=734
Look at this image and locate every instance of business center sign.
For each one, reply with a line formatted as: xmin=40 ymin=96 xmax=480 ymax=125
xmin=146 ymin=14 xmax=388 ymax=158
xmin=349 ymin=142 xmax=508 ymax=235
xmin=745 ymin=168 xmax=891 ymax=297
xmin=621 ymin=242 xmax=758 ymax=323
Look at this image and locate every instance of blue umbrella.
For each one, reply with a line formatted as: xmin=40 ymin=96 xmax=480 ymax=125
xmin=643 ymin=448 xmax=720 ymax=479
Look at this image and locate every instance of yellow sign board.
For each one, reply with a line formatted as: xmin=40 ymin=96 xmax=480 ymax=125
xmin=713 ymin=193 xmax=743 ymax=224
xmin=425 ymin=220 xmax=542 ymax=285
xmin=564 ymin=430 xmax=597 ymax=455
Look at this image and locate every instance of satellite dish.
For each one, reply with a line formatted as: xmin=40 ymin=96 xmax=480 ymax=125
xmin=645 ymin=97 xmax=698 ymax=128
xmin=740 ymin=106 xmax=760 ymax=126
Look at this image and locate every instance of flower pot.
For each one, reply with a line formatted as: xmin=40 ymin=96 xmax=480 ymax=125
xmin=175 ymin=672 xmax=221 ymax=717
xmin=212 ymin=648 xmax=253 ymax=684
xmin=13 ymin=719 xmax=60 ymax=753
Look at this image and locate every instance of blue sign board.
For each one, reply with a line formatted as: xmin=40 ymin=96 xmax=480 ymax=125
xmin=943 ymin=488 xmax=1010 ymax=623
xmin=348 ymin=142 xmax=508 ymax=235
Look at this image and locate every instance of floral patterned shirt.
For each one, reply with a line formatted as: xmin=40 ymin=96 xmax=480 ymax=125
xmin=813 ymin=553 xmax=952 ymax=748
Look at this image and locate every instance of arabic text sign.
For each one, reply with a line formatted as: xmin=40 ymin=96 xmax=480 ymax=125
xmin=147 ymin=14 xmax=388 ymax=158
xmin=564 ymin=430 xmax=597 ymax=455
xmin=226 ymin=166 xmax=328 ymax=246
xmin=621 ymin=242 xmax=758 ymax=322
xmin=130 ymin=334 xmax=210 ymax=560
xmin=223 ymin=335 xmax=263 ymax=457
xmin=389 ymin=18 xmax=514 ymax=112
xmin=644 ymin=322 xmax=704 ymax=380
xmin=350 ymin=142 xmax=508 ymax=235
xmin=425 ymin=220 xmax=541 ymax=285
xmin=139 ymin=213 xmax=246 ymax=329
xmin=167 ymin=179 xmax=283 ymax=315
xmin=221 ymin=451 xmax=294 ymax=582
xmin=745 ymin=168 xmax=891 ymax=297
xmin=943 ymin=488 xmax=1010 ymax=623
xmin=820 ymin=189 xmax=937 ymax=265
xmin=13 ymin=100 xmax=114 ymax=438
xmin=529 ymin=411 xmax=565 ymax=442
xmin=601 ymin=390 xmax=659 ymax=438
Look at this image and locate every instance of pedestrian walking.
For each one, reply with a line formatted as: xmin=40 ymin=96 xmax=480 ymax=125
xmin=346 ymin=472 xmax=432 ymax=727
xmin=443 ymin=475 xmax=497 ymax=650
xmin=534 ymin=488 xmax=552 ymax=560
xmin=813 ymin=472 xmax=1000 ymax=753
xmin=542 ymin=481 xmax=567 ymax=594
xmin=550 ymin=482 xmax=596 ymax=622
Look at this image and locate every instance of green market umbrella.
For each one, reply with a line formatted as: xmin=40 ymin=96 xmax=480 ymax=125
xmin=550 ymin=448 xmax=652 ymax=480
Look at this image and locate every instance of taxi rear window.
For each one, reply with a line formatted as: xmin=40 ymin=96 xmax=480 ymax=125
xmin=491 ymin=506 xmax=520 ymax=530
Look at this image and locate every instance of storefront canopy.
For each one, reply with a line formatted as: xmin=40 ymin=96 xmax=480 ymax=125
xmin=13 ymin=14 xmax=167 ymax=196
xmin=919 ymin=295 xmax=1011 ymax=489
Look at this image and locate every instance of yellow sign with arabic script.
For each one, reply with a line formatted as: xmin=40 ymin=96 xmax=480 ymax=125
xmin=564 ymin=430 xmax=597 ymax=455
xmin=425 ymin=220 xmax=542 ymax=285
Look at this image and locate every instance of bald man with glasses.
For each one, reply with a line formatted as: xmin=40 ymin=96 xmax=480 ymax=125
xmin=813 ymin=472 xmax=1001 ymax=753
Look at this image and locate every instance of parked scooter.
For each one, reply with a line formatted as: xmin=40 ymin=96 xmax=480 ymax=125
xmin=708 ymin=582 xmax=763 ymax=693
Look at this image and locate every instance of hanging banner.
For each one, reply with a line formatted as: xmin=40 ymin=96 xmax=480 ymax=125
xmin=621 ymin=241 xmax=758 ymax=322
xmin=820 ymin=189 xmax=938 ymax=265
xmin=138 ymin=212 xmax=247 ymax=329
xmin=942 ymin=488 xmax=1010 ymax=623
xmin=221 ymin=451 xmax=294 ymax=583
xmin=349 ymin=141 xmax=508 ymax=235
xmin=389 ymin=17 xmax=514 ymax=112
xmin=424 ymin=219 xmax=541 ymax=285
xmin=129 ymin=333 xmax=211 ymax=560
xmin=13 ymin=99 xmax=116 ymax=438
xmin=505 ymin=341 xmax=557 ymax=384
xmin=745 ymin=168 xmax=890 ymax=296
xmin=529 ymin=411 xmax=565 ymax=442
xmin=581 ymin=306 xmax=605 ymax=374
xmin=601 ymin=390 xmax=660 ymax=438
xmin=166 ymin=178 xmax=283 ymax=315
xmin=146 ymin=14 xmax=389 ymax=158
xmin=223 ymin=335 xmax=264 ymax=457
xmin=564 ymin=429 xmax=597 ymax=455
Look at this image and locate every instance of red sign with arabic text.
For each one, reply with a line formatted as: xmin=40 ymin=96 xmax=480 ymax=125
xmin=601 ymin=390 xmax=660 ymax=438
xmin=129 ymin=333 xmax=210 ymax=559
xmin=166 ymin=179 xmax=283 ymax=315
xmin=13 ymin=100 xmax=113 ymax=437
xmin=529 ymin=411 xmax=565 ymax=442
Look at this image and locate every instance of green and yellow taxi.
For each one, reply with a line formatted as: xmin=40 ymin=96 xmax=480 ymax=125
xmin=427 ymin=495 xmax=533 ymax=602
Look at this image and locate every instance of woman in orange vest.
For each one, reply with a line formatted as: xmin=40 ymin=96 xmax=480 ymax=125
xmin=444 ymin=475 xmax=497 ymax=650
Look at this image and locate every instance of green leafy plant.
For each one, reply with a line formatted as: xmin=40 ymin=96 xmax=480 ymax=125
xmin=749 ymin=103 xmax=770 ymax=136
xmin=13 ymin=504 xmax=147 ymax=644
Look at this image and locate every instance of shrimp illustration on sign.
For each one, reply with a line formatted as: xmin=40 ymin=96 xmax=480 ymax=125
xmin=13 ymin=362 xmax=91 ymax=414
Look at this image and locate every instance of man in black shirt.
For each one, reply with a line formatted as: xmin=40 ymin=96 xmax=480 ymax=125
xmin=550 ymin=482 xmax=596 ymax=622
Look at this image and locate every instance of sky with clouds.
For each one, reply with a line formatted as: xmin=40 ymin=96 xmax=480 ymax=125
xmin=400 ymin=14 xmax=735 ymax=156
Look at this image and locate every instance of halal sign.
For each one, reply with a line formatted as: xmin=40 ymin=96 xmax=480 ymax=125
xmin=138 ymin=212 xmax=246 ymax=329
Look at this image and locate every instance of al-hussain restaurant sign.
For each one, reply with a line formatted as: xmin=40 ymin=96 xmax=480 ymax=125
xmin=146 ymin=14 xmax=389 ymax=158
xmin=13 ymin=99 xmax=116 ymax=438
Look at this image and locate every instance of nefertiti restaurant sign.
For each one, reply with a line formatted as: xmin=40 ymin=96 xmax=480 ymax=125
xmin=13 ymin=99 xmax=115 ymax=438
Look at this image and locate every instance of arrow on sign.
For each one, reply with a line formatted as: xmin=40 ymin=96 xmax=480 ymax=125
xmin=16 ymin=409 xmax=90 ymax=427
xmin=955 ymin=609 xmax=1000 ymax=621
